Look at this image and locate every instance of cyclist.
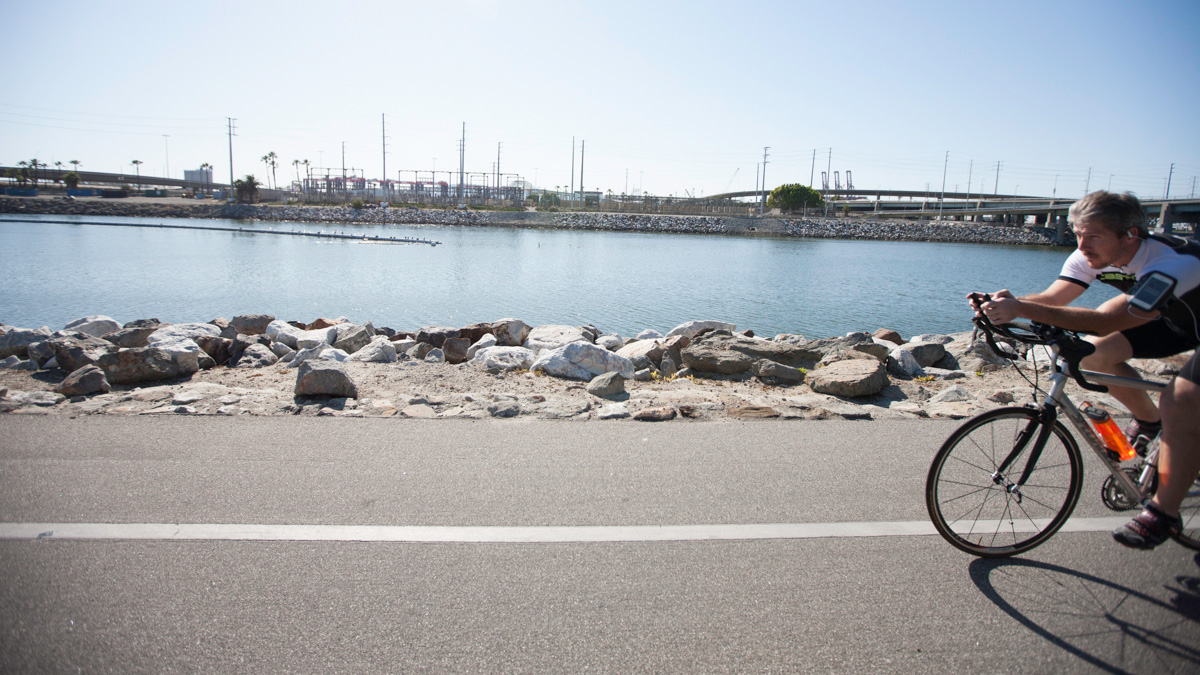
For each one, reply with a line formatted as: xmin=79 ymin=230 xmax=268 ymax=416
xmin=969 ymin=190 xmax=1200 ymax=549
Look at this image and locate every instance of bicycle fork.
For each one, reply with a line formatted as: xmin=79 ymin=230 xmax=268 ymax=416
xmin=991 ymin=406 xmax=1058 ymax=503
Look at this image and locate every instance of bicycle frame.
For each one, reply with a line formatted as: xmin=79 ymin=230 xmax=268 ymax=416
xmin=1010 ymin=342 xmax=1168 ymax=506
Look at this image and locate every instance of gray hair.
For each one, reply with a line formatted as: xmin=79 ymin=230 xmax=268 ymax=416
xmin=1067 ymin=191 xmax=1148 ymax=238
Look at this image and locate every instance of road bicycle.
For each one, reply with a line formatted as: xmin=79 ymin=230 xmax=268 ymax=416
xmin=925 ymin=313 xmax=1200 ymax=557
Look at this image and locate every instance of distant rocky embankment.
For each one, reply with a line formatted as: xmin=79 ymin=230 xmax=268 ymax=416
xmin=0 ymin=197 xmax=1065 ymax=246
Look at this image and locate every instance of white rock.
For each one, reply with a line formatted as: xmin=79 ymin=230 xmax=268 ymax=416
xmin=149 ymin=336 xmax=202 ymax=375
xmin=466 ymin=333 xmax=497 ymax=360
xmin=148 ymin=323 xmax=220 ymax=344
xmin=287 ymin=345 xmax=350 ymax=368
xmin=930 ymin=385 xmax=973 ymax=403
xmin=531 ymin=342 xmax=636 ymax=381
xmin=596 ymin=334 xmax=623 ymax=351
xmin=295 ymin=326 xmax=338 ymax=350
xmin=472 ymin=346 xmax=536 ymax=371
xmin=63 ymin=315 xmax=121 ymax=338
xmin=636 ymin=329 xmax=664 ymax=340
xmin=665 ymin=320 xmax=736 ymax=339
xmin=887 ymin=347 xmax=925 ymax=378
xmin=523 ymin=325 xmax=587 ymax=354
xmin=349 ymin=336 xmax=397 ymax=363
xmin=266 ymin=320 xmax=303 ymax=348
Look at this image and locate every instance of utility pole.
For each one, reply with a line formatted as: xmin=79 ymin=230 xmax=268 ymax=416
xmin=1084 ymin=167 xmax=1091 ymax=196
xmin=459 ymin=122 xmax=465 ymax=202
xmin=966 ymin=159 xmax=973 ymax=204
xmin=226 ymin=117 xmax=236 ymax=203
xmin=825 ymin=148 xmax=832 ymax=216
xmin=382 ymin=114 xmax=387 ymax=202
xmin=1165 ymin=162 xmax=1175 ymax=199
xmin=810 ymin=148 xmax=816 ymax=187
xmin=994 ymin=161 xmax=1000 ymax=195
xmin=579 ymin=140 xmax=585 ymax=208
xmin=570 ymin=137 xmax=575 ymax=209
xmin=342 ymin=142 xmax=346 ymax=198
xmin=496 ymin=142 xmax=501 ymax=200
xmin=939 ymin=151 xmax=948 ymax=220
xmin=760 ymin=146 xmax=769 ymax=214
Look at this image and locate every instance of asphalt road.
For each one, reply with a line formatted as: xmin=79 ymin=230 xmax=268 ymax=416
xmin=1 ymin=416 xmax=1197 ymax=674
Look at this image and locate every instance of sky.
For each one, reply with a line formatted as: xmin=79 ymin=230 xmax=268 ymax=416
xmin=2 ymin=0 xmax=1198 ymax=200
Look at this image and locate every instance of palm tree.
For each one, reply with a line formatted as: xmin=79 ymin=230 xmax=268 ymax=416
xmin=261 ymin=152 xmax=278 ymax=190
xmin=233 ymin=174 xmax=261 ymax=203
xmin=292 ymin=159 xmax=300 ymax=189
xmin=199 ymin=162 xmax=212 ymax=196
xmin=69 ymin=159 xmax=81 ymax=174
xmin=130 ymin=160 xmax=143 ymax=190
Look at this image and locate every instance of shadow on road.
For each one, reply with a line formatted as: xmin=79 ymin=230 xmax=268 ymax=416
xmin=969 ymin=555 xmax=1200 ymax=674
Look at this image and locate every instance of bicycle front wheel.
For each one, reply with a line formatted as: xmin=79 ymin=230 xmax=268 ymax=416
xmin=926 ymin=407 xmax=1084 ymax=557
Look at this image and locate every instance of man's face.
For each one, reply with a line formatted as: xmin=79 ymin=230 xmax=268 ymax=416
xmin=1073 ymin=219 xmax=1133 ymax=269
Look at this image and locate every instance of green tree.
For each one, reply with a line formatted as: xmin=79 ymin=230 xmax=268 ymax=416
xmin=767 ymin=183 xmax=824 ymax=212
xmin=63 ymin=172 xmax=80 ymax=190
xmin=233 ymin=174 xmax=261 ymax=203
xmin=199 ymin=162 xmax=212 ymax=196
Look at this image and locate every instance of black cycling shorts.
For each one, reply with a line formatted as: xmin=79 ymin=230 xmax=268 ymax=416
xmin=1122 ymin=319 xmax=1200 ymax=360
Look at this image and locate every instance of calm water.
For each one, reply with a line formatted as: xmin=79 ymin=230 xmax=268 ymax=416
xmin=0 ymin=214 xmax=1113 ymax=339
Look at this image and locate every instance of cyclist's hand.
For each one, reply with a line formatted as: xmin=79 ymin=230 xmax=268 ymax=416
xmin=981 ymin=292 xmax=1022 ymax=324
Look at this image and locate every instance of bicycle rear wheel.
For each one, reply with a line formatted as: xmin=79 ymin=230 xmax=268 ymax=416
xmin=1172 ymin=474 xmax=1200 ymax=550
xmin=926 ymin=407 xmax=1084 ymax=557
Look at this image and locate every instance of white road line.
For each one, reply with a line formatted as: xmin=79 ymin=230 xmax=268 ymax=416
xmin=0 ymin=517 xmax=1131 ymax=543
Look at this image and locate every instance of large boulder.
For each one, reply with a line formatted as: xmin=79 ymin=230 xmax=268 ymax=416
xmin=96 ymin=347 xmax=184 ymax=384
xmin=807 ymin=359 xmax=889 ymax=398
xmin=294 ymin=360 xmax=358 ymax=398
xmin=902 ymin=341 xmax=948 ymax=368
xmin=586 ymin=371 xmax=626 ymax=398
xmin=234 ymin=343 xmax=279 ymax=368
xmin=416 ymin=326 xmax=460 ymax=349
xmin=230 ymin=314 xmax=275 ymax=336
xmin=63 ymin=315 xmax=121 ymax=338
xmin=295 ymin=326 xmax=338 ymax=350
xmin=523 ymin=325 xmax=587 ymax=353
xmin=45 ymin=334 xmax=116 ymax=372
xmin=666 ymin=320 xmax=737 ymax=340
xmin=194 ymin=336 xmax=233 ymax=366
xmin=441 ymin=337 xmax=471 ymax=364
xmin=616 ymin=339 xmax=666 ymax=369
xmin=349 ymin=336 xmax=398 ymax=363
xmin=266 ymin=320 xmax=304 ymax=349
xmin=458 ymin=322 xmax=494 ymax=344
xmin=681 ymin=330 xmax=812 ymax=375
xmin=491 ymin=318 xmax=530 ymax=347
xmin=531 ymin=342 xmax=636 ymax=381
xmin=103 ymin=325 xmax=159 ymax=349
xmin=147 ymin=323 xmax=221 ymax=345
xmin=54 ymin=364 xmax=111 ymax=396
xmin=148 ymin=336 xmax=203 ymax=375
xmin=332 ymin=324 xmax=373 ymax=354
xmin=887 ymin=347 xmax=925 ymax=378
xmin=0 ymin=327 xmax=53 ymax=359
xmin=472 ymin=346 xmax=536 ymax=371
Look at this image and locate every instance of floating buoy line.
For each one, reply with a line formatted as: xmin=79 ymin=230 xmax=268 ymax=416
xmin=0 ymin=217 xmax=441 ymax=246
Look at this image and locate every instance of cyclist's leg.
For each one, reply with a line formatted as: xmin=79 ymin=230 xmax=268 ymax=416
xmin=1082 ymin=329 xmax=1159 ymax=423
xmin=1149 ymin=355 xmax=1200 ymax=517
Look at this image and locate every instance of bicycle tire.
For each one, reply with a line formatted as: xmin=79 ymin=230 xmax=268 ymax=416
xmin=926 ymin=407 xmax=1084 ymax=557
xmin=1171 ymin=474 xmax=1200 ymax=550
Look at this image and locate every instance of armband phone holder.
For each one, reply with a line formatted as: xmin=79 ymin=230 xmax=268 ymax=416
xmin=1127 ymin=271 xmax=1176 ymax=313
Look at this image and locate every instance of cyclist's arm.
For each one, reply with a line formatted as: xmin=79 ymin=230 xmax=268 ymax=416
xmin=986 ymin=292 xmax=1154 ymax=335
xmin=1019 ymin=278 xmax=1087 ymax=306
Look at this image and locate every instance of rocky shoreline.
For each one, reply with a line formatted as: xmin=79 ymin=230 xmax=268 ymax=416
xmin=2 ymin=313 xmax=1177 ymax=422
xmin=0 ymin=197 xmax=1067 ymax=246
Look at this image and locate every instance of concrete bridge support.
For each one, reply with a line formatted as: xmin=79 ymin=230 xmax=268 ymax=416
xmin=1159 ymin=203 xmax=1175 ymax=234
xmin=1055 ymin=215 xmax=1069 ymax=245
